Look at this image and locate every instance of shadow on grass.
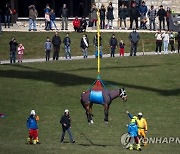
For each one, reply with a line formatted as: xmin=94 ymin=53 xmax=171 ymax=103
xmin=0 ymin=64 xmax=179 ymax=96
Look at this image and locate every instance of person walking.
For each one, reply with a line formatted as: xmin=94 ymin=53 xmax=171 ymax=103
xmin=60 ymin=109 xmax=75 ymax=143
xmin=106 ymin=2 xmax=114 ymax=29
xmin=162 ymin=31 xmax=169 ymax=54
xmin=52 ymin=32 xmax=61 ymax=60
xmin=157 ymin=5 xmax=166 ymax=31
xmin=147 ymin=5 xmax=157 ymax=31
xmin=63 ymin=33 xmax=71 ymax=60
xmin=28 ymin=5 xmax=38 ymax=31
xmin=129 ymin=28 xmax=140 ymax=56
xmin=9 ymin=37 xmax=18 ymax=63
xmin=99 ymin=4 xmax=106 ymax=29
xmin=60 ymin=4 xmax=69 ymax=30
xmin=80 ymin=34 xmax=89 ymax=59
xmin=155 ymin=31 xmax=163 ymax=54
xmin=109 ymin=34 xmax=118 ymax=57
xmin=44 ymin=37 xmax=52 ymax=61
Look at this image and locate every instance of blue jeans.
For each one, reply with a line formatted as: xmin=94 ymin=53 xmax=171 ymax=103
xmin=163 ymin=41 xmax=169 ymax=54
xmin=10 ymin=51 xmax=16 ymax=63
xmin=29 ymin=18 xmax=37 ymax=30
xmin=65 ymin=46 xmax=71 ymax=59
xmin=4 ymin=15 xmax=11 ymax=28
xmin=60 ymin=127 xmax=74 ymax=142
xmin=82 ymin=48 xmax=88 ymax=58
xmin=51 ymin=20 xmax=57 ymax=29
xmin=111 ymin=46 xmax=116 ymax=57
xmin=0 ymin=21 xmax=2 ymax=32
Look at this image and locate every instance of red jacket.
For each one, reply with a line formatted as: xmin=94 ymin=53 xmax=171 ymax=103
xmin=73 ymin=19 xmax=80 ymax=28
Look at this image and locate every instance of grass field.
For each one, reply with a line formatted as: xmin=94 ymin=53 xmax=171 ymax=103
xmin=0 ymin=54 xmax=180 ymax=154
xmin=0 ymin=31 xmax=179 ymax=60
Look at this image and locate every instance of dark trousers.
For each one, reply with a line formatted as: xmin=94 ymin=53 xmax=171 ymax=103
xmin=156 ymin=41 xmax=162 ymax=53
xmin=60 ymin=127 xmax=74 ymax=142
xmin=45 ymin=21 xmax=51 ymax=30
xmin=159 ymin=19 xmax=165 ymax=30
xmin=149 ymin=19 xmax=156 ymax=30
xmin=5 ymin=15 xmax=11 ymax=28
xmin=120 ymin=18 xmax=127 ymax=28
xmin=130 ymin=43 xmax=138 ymax=56
xmin=169 ymin=41 xmax=175 ymax=52
xmin=130 ymin=17 xmax=138 ymax=29
xmin=10 ymin=51 xmax=16 ymax=63
xmin=167 ymin=20 xmax=170 ymax=31
xmin=178 ymin=41 xmax=180 ymax=53
xmin=100 ymin=19 xmax=105 ymax=29
xmin=53 ymin=46 xmax=60 ymax=60
xmin=45 ymin=50 xmax=51 ymax=61
xmin=110 ymin=46 xmax=116 ymax=57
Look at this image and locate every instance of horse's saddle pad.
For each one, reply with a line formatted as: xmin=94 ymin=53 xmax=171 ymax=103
xmin=90 ymin=90 xmax=104 ymax=104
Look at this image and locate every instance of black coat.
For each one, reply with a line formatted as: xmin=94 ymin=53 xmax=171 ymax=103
xmin=107 ymin=6 xmax=114 ymax=20
xmin=157 ymin=9 xmax=166 ymax=20
xmin=80 ymin=37 xmax=89 ymax=49
xmin=9 ymin=40 xmax=18 ymax=51
xmin=93 ymin=35 xmax=102 ymax=46
xmin=129 ymin=7 xmax=139 ymax=18
xmin=129 ymin=32 xmax=140 ymax=44
xmin=60 ymin=114 xmax=71 ymax=129
xmin=100 ymin=7 xmax=106 ymax=20
xmin=119 ymin=7 xmax=128 ymax=19
xmin=109 ymin=37 xmax=118 ymax=47
xmin=52 ymin=35 xmax=61 ymax=47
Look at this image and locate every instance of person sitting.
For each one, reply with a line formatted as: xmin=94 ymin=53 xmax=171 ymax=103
xmin=73 ymin=16 xmax=80 ymax=32
xmin=80 ymin=16 xmax=87 ymax=32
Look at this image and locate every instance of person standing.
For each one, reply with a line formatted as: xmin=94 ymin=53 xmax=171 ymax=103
xmin=169 ymin=31 xmax=175 ymax=53
xmin=60 ymin=109 xmax=75 ymax=143
xmin=28 ymin=5 xmax=38 ymax=31
xmin=118 ymin=4 xmax=128 ymax=29
xmin=119 ymin=40 xmax=125 ymax=56
xmin=139 ymin=1 xmax=148 ymax=29
xmin=99 ymin=4 xmax=106 ymax=29
xmin=80 ymin=34 xmax=89 ymax=59
xmin=155 ymin=31 xmax=163 ymax=54
xmin=45 ymin=12 xmax=51 ymax=30
xmin=157 ymin=5 xmax=166 ymax=31
xmin=60 ymin=4 xmax=69 ymax=30
xmin=162 ymin=31 xmax=169 ymax=54
xmin=129 ymin=29 xmax=140 ymax=56
xmin=4 ymin=3 xmax=12 ymax=28
xmin=129 ymin=2 xmax=139 ymax=29
xmin=44 ymin=4 xmax=51 ymax=30
xmin=0 ymin=9 xmax=2 ymax=33
xmin=106 ymin=2 xmax=114 ymax=29
xmin=166 ymin=7 xmax=171 ymax=31
xmin=44 ymin=37 xmax=52 ymax=61
xmin=90 ymin=4 xmax=98 ymax=30
xmin=63 ymin=33 xmax=71 ymax=60
xmin=147 ymin=5 xmax=157 ymax=31
xmin=109 ymin=34 xmax=118 ymax=57
xmin=52 ymin=32 xmax=61 ymax=60
xmin=50 ymin=9 xmax=58 ymax=30
xmin=176 ymin=31 xmax=180 ymax=53
xmin=93 ymin=34 xmax=102 ymax=53
xmin=9 ymin=37 xmax=18 ymax=63
xmin=17 ymin=43 xmax=25 ymax=63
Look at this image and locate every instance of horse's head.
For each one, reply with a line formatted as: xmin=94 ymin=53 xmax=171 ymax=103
xmin=119 ymin=88 xmax=127 ymax=102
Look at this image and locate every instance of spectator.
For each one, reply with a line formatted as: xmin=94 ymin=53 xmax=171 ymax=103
xmin=157 ymin=5 xmax=166 ymax=31
xmin=44 ymin=4 xmax=51 ymax=30
xmin=106 ymin=2 xmax=114 ymax=29
xmin=44 ymin=37 xmax=52 ymax=61
xmin=93 ymin=34 xmax=102 ymax=52
xmin=119 ymin=4 xmax=128 ymax=29
xmin=28 ymin=5 xmax=38 ymax=31
xmin=169 ymin=31 xmax=175 ymax=53
xmin=63 ymin=33 xmax=71 ymax=60
xmin=119 ymin=40 xmax=125 ymax=56
xmin=60 ymin=4 xmax=69 ymax=30
xmin=129 ymin=2 xmax=139 ymax=29
xmin=176 ymin=31 xmax=180 ymax=53
xmin=139 ymin=1 xmax=147 ymax=29
xmin=80 ymin=34 xmax=89 ymax=59
xmin=4 ymin=3 xmax=12 ymax=28
xmin=109 ymin=34 xmax=118 ymax=57
xmin=73 ymin=16 xmax=81 ymax=32
xmin=166 ymin=7 xmax=171 ymax=31
xmin=129 ymin=28 xmax=140 ymax=56
xmin=17 ymin=43 xmax=25 ymax=63
xmin=50 ymin=9 xmax=58 ymax=30
xmin=90 ymin=4 xmax=98 ymax=29
xmin=80 ymin=17 xmax=87 ymax=32
xmin=99 ymin=4 xmax=106 ymax=29
xmin=52 ymin=32 xmax=61 ymax=60
xmin=162 ymin=31 xmax=169 ymax=54
xmin=0 ymin=9 xmax=2 ymax=33
xmin=9 ymin=37 xmax=18 ymax=63
xmin=155 ymin=31 xmax=163 ymax=54
xmin=147 ymin=5 xmax=156 ymax=31
xmin=134 ymin=0 xmax=142 ymax=8
xmin=45 ymin=12 xmax=51 ymax=30
xmin=60 ymin=109 xmax=75 ymax=143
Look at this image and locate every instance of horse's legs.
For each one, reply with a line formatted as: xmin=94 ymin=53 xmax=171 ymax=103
xmin=104 ymin=104 xmax=109 ymax=123
xmin=89 ymin=103 xmax=94 ymax=124
xmin=84 ymin=103 xmax=93 ymax=124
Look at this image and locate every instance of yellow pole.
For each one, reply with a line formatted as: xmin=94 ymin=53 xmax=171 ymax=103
xmin=97 ymin=6 xmax=100 ymax=74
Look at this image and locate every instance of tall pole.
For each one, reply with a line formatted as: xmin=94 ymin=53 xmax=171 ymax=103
xmin=97 ymin=0 xmax=100 ymax=74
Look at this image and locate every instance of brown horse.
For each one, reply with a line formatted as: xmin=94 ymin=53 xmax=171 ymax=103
xmin=81 ymin=88 xmax=127 ymax=124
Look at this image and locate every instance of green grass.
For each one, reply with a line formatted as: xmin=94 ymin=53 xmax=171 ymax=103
xmin=0 ymin=54 xmax=180 ymax=154
xmin=0 ymin=32 xmax=179 ymax=60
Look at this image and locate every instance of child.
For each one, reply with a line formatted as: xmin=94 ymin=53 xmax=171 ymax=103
xmin=44 ymin=37 xmax=52 ymax=61
xmin=119 ymin=40 xmax=125 ymax=56
xmin=26 ymin=110 xmax=40 ymax=144
xmin=17 ymin=44 xmax=25 ymax=63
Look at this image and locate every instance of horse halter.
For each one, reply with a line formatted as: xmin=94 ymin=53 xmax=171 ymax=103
xmin=119 ymin=88 xmax=127 ymax=102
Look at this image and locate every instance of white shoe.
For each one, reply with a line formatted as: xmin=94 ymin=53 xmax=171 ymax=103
xmin=119 ymin=27 xmax=122 ymax=30
xmin=155 ymin=52 xmax=158 ymax=55
xmin=159 ymin=52 xmax=161 ymax=54
xmin=111 ymin=27 xmax=114 ymax=29
xmin=125 ymin=27 xmax=127 ymax=30
xmin=171 ymin=52 xmax=173 ymax=54
xmin=175 ymin=51 xmax=177 ymax=53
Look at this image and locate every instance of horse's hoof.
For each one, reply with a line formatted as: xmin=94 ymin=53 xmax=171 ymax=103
xmin=104 ymin=121 xmax=108 ymax=125
xmin=90 ymin=120 xmax=94 ymax=124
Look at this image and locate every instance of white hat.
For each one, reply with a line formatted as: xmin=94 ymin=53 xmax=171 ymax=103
xmin=31 ymin=110 xmax=36 ymax=116
xmin=64 ymin=109 xmax=69 ymax=113
xmin=138 ymin=112 xmax=143 ymax=116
